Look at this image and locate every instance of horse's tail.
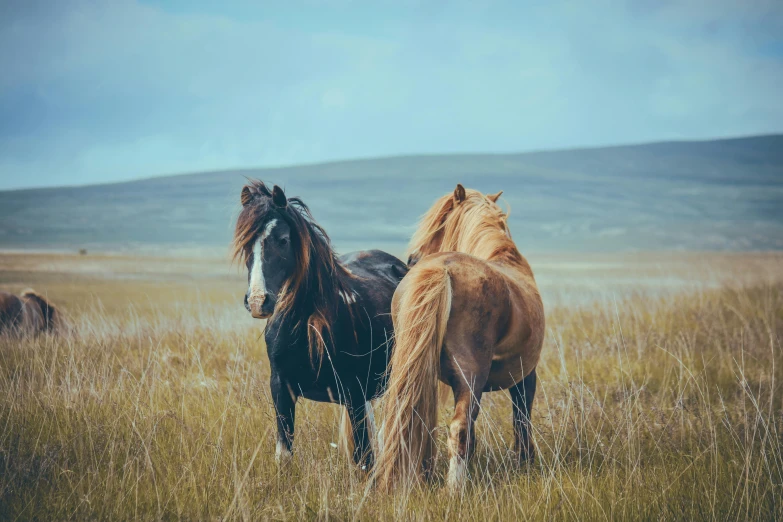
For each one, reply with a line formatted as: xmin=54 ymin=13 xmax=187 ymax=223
xmin=339 ymin=408 xmax=354 ymax=457
xmin=375 ymin=265 xmax=452 ymax=490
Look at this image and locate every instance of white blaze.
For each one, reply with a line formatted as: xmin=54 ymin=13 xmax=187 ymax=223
xmin=248 ymin=219 xmax=277 ymax=301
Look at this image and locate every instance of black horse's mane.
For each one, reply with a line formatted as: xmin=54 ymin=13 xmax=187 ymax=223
xmin=232 ymin=179 xmax=356 ymax=361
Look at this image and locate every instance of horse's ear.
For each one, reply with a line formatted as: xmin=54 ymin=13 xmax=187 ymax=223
xmin=487 ymin=190 xmax=503 ymax=203
xmin=271 ymin=185 xmax=288 ymax=208
xmin=240 ymin=185 xmax=254 ymax=206
xmin=454 ymin=184 xmax=466 ymax=204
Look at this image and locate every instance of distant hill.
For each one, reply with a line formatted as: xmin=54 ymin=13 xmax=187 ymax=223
xmin=1 ymin=135 xmax=782 ymax=255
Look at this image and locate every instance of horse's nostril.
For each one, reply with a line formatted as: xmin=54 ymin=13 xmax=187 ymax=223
xmin=247 ymin=293 xmax=266 ymax=311
xmin=247 ymin=292 xmax=271 ymax=319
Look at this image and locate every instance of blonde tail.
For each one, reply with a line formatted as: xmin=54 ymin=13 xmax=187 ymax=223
xmin=339 ymin=408 xmax=354 ymax=458
xmin=375 ymin=266 xmax=452 ymax=490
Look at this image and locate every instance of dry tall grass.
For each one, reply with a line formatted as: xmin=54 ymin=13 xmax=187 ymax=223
xmin=1 ymin=254 xmax=782 ymax=520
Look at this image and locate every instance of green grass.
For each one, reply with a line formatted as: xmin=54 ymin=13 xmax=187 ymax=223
xmin=1 ymin=257 xmax=782 ymax=520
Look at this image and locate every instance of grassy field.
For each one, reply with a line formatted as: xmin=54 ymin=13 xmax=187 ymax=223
xmin=1 ymin=252 xmax=782 ymax=520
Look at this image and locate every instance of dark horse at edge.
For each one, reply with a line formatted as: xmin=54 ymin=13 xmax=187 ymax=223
xmin=232 ymin=180 xmax=407 ymax=469
xmin=0 ymin=289 xmax=62 ymax=335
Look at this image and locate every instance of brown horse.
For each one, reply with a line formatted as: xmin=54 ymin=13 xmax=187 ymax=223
xmin=375 ymin=184 xmax=545 ymax=491
xmin=0 ymin=289 xmax=62 ymax=335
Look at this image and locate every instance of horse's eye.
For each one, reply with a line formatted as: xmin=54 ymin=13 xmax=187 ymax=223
xmin=279 ymin=236 xmax=289 ymax=246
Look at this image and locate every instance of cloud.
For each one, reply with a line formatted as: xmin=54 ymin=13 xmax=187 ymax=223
xmin=0 ymin=0 xmax=781 ymax=189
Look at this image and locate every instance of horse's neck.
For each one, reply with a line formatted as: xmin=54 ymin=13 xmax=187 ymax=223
xmin=266 ymin=306 xmax=308 ymax=345
xmin=485 ymin=247 xmax=535 ymax=280
xmin=269 ymin=260 xmax=348 ymax=340
xmin=458 ymin=225 xmax=531 ymax=275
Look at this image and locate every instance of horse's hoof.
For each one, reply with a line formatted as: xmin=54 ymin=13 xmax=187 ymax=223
xmin=516 ymin=448 xmax=536 ymax=469
xmin=447 ymin=455 xmax=468 ymax=492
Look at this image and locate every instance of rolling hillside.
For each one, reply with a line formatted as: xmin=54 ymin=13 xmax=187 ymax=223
xmin=1 ymin=135 xmax=781 ymax=255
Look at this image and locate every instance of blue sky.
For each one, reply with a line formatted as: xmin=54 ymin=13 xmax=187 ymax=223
xmin=0 ymin=0 xmax=781 ymax=189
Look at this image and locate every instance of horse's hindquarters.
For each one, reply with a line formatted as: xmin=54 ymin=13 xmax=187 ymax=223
xmin=486 ymin=276 xmax=545 ymax=390
xmin=417 ymin=252 xmax=541 ymax=392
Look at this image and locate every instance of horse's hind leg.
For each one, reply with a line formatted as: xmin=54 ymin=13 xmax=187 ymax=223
xmin=510 ymin=368 xmax=537 ymax=466
xmin=447 ymin=375 xmax=486 ymax=491
xmin=346 ymin=401 xmax=374 ymax=470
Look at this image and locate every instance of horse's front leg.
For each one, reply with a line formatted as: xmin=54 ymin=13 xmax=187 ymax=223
xmin=271 ymin=375 xmax=297 ymax=464
xmin=346 ymin=401 xmax=374 ymax=470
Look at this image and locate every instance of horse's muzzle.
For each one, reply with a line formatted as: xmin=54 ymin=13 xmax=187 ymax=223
xmin=247 ymin=292 xmax=275 ymax=319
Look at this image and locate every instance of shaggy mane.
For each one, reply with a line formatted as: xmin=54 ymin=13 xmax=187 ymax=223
xmin=408 ymin=189 xmax=526 ymax=266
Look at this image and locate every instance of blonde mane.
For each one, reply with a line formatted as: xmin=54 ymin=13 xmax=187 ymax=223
xmin=408 ymin=188 xmax=523 ymax=265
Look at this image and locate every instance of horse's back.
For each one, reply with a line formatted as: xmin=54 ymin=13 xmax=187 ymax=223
xmin=0 ymin=292 xmax=24 ymax=332
xmin=398 ymin=251 xmax=544 ymax=389
xmin=340 ymin=250 xmax=408 ymax=288
xmin=337 ymin=250 xmax=408 ymax=391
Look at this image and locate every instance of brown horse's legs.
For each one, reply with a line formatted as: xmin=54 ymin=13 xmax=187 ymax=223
xmin=447 ymin=378 xmax=485 ymax=490
xmin=510 ymin=368 xmax=537 ymax=466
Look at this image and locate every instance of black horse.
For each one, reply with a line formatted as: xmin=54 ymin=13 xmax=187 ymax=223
xmin=232 ymin=180 xmax=407 ymax=468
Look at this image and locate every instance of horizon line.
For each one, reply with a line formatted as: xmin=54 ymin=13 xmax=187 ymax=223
xmin=2 ymin=131 xmax=780 ymax=193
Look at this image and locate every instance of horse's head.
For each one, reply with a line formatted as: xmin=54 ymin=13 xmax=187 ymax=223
xmin=20 ymin=289 xmax=61 ymax=332
xmin=234 ymin=179 xmax=354 ymax=361
xmin=407 ymin=184 xmax=506 ymax=266
xmin=233 ymin=182 xmax=297 ymax=319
